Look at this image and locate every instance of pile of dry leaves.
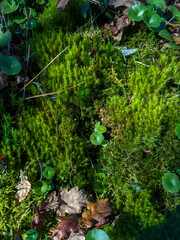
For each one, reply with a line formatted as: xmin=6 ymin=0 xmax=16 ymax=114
xmin=29 ymin=187 xmax=113 ymax=239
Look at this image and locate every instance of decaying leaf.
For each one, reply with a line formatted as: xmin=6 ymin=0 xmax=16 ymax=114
xmin=15 ymin=170 xmax=31 ymax=202
xmin=108 ymin=0 xmax=138 ymax=9
xmin=68 ymin=230 xmax=86 ymax=240
xmin=31 ymin=191 xmax=60 ymax=231
xmin=79 ymin=198 xmax=112 ymax=228
xmin=48 ymin=215 xmax=78 ymax=240
xmin=56 ymin=0 xmax=71 ymax=10
xmin=57 ymin=187 xmax=89 ymax=216
xmin=102 ymin=13 xmax=131 ymax=42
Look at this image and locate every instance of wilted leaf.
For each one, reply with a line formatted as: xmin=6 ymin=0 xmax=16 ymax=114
xmin=15 ymin=170 xmax=31 ymax=202
xmin=56 ymin=0 xmax=71 ymax=10
xmin=48 ymin=215 xmax=78 ymax=240
xmin=31 ymin=191 xmax=60 ymax=231
xmin=57 ymin=187 xmax=89 ymax=216
xmin=79 ymin=198 xmax=112 ymax=228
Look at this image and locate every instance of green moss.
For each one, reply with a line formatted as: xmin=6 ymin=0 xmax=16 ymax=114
xmin=0 ymin=5 xmax=180 ymax=237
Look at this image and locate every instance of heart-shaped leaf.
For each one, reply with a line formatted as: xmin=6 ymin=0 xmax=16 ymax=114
xmin=143 ymin=10 xmax=161 ymax=28
xmin=0 ymin=56 xmax=21 ymax=75
xmin=128 ymin=4 xmax=148 ymax=21
xmin=86 ymin=229 xmax=109 ymax=240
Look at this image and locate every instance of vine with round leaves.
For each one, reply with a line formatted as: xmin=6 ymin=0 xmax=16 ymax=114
xmin=128 ymin=0 xmax=180 ymax=48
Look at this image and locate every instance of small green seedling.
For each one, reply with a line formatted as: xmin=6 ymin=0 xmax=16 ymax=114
xmin=175 ymin=124 xmax=180 ymax=139
xmin=90 ymin=121 xmax=108 ymax=146
xmin=86 ymin=229 xmax=109 ymax=240
xmin=34 ymin=180 xmax=48 ymax=195
xmin=162 ymin=172 xmax=180 ymax=193
xmin=25 ymin=229 xmax=38 ymax=240
xmin=43 ymin=166 xmax=55 ymax=179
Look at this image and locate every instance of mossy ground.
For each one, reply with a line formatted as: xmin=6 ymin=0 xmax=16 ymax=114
xmin=0 ymin=0 xmax=180 ymax=239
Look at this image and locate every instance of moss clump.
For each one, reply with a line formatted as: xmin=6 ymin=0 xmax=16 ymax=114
xmin=0 ymin=3 xmax=180 ymax=237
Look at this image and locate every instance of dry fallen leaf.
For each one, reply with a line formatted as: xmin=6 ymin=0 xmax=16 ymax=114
xmin=79 ymin=198 xmax=113 ymax=228
xmin=31 ymin=191 xmax=60 ymax=231
xmin=56 ymin=0 xmax=72 ymax=10
xmin=68 ymin=230 xmax=86 ymax=240
xmin=57 ymin=187 xmax=89 ymax=216
xmin=108 ymin=0 xmax=138 ymax=8
xmin=15 ymin=170 xmax=31 ymax=202
xmin=48 ymin=215 xmax=78 ymax=240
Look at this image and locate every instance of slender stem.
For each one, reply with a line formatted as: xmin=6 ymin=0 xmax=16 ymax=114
xmin=38 ymin=160 xmax=43 ymax=180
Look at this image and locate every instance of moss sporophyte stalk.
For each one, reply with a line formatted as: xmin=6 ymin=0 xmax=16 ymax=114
xmin=0 ymin=0 xmax=180 ymax=238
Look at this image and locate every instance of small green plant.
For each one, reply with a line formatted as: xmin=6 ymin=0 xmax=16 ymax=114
xmin=128 ymin=0 xmax=180 ymax=48
xmin=86 ymin=229 xmax=109 ymax=240
xmin=90 ymin=121 xmax=108 ymax=146
xmin=162 ymin=172 xmax=180 ymax=193
xmin=175 ymin=124 xmax=180 ymax=139
xmin=25 ymin=229 xmax=38 ymax=240
xmin=34 ymin=166 xmax=55 ymax=195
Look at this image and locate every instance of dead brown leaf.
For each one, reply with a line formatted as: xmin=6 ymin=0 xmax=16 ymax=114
xmin=68 ymin=230 xmax=86 ymax=240
xmin=79 ymin=198 xmax=112 ymax=228
xmin=31 ymin=191 xmax=60 ymax=231
xmin=15 ymin=170 xmax=31 ymax=202
xmin=56 ymin=0 xmax=72 ymax=10
xmin=108 ymin=0 xmax=138 ymax=8
xmin=48 ymin=215 xmax=78 ymax=240
xmin=57 ymin=187 xmax=89 ymax=216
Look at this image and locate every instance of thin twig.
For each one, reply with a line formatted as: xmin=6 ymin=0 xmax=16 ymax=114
xmin=38 ymin=160 xmax=43 ymax=180
xmin=19 ymin=46 xmax=69 ymax=92
xmin=17 ymin=81 xmax=85 ymax=102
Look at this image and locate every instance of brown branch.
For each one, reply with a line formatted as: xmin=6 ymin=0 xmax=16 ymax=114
xmin=17 ymin=81 xmax=85 ymax=102
xmin=19 ymin=46 xmax=69 ymax=92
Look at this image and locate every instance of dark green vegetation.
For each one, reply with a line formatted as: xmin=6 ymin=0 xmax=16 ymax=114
xmin=0 ymin=0 xmax=180 ymax=239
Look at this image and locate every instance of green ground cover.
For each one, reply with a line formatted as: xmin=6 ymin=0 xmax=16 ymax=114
xmin=0 ymin=0 xmax=180 ymax=239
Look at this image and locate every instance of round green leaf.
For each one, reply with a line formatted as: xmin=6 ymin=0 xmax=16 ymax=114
xmin=90 ymin=132 xmax=104 ymax=145
xmin=94 ymin=125 xmax=107 ymax=133
xmin=143 ymin=10 xmax=161 ymax=28
xmin=0 ymin=31 xmax=12 ymax=48
xmin=0 ymin=0 xmax=19 ymax=14
xmin=128 ymin=4 xmax=148 ymax=21
xmin=43 ymin=166 xmax=55 ymax=179
xmin=34 ymin=180 xmax=48 ymax=195
xmin=25 ymin=229 xmax=38 ymax=240
xmin=169 ymin=6 xmax=180 ymax=18
xmin=159 ymin=30 xmax=174 ymax=41
xmin=162 ymin=172 xmax=180 ymax=193
xmin=27 ymin=19 xmax=37 ymax=29
xmin=175 ymin=124 xmax=180 ymax=139
xmin=86 ymin=229 xmax=109 ymax=240
xmin=0 ymin=56 xmax=21 ymax=75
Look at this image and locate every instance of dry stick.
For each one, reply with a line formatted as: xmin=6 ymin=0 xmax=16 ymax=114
xmin=19 ymin=46 xmax=69 ymax=92
xmin=19 ymin=80 xmax=85 ymax=101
